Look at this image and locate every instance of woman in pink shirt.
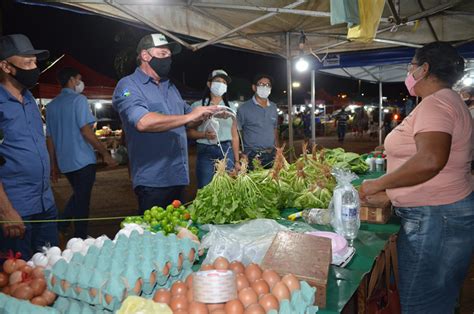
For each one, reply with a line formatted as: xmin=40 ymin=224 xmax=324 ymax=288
xmin=360 ymin=42 xmax=473 ymax=314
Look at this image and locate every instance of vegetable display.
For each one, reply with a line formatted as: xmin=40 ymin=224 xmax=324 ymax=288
xmin=190 ymin=145 xmax=362 ymax=224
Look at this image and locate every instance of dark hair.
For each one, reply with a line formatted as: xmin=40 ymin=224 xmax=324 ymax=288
xmin=252 ymin=73 xmax=273 ymax=86
xmin=414 ymin=42 xmax=465 ymax=87
xmin=57 ymin=67 xmax=80 ymax=87
xmin=201 ymin=85 xmax=230 ymax=107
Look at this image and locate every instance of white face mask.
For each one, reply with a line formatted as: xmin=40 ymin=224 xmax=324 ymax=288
xmin=256 ymin=86 xmax=271 ymax=99
xmin=210 ymin=81 xmax=227 ymax=97
xmin=74 ymin=80 xmax=85 ymax=94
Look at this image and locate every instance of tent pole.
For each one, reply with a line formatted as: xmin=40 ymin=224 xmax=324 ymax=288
xmin=286 ymin=32 xmax=294 ymax=161
xmin=311 ymin=69 xmax=316 ymax=147
xmin=379 ymin=81 xmax=383 ymax=146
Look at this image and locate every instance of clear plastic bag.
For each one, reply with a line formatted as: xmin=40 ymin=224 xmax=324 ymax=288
xmin=200 ymin=219 xmax=288 ymax=265
xmin=302 ymin=208 xmax=332 ymax=225
xmin=329 ymin=168 xmax=361 ymax=241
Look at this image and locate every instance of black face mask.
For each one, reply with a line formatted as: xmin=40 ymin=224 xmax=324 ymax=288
xmin=9 ymin=63 xmax=40 ymax=89
xmin=149 ymin=57 xmax=172 ymax=80
xmin=465 ymin=99 xmax=472 ymax=106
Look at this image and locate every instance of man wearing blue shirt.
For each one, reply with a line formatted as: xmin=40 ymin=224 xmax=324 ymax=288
xmin=237 ymin=74 xmax=279 ymax=169
xmin=0 ymin=34 xmax=58 ymax=260
xmin=113 ymin=33 xmax=220 ymax=214
xmin=46 ymin=67 xmax=117 ymax=238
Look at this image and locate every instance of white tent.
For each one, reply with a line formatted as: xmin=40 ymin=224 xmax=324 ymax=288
xmin=35 ymin=0 xmax=474 ymax=151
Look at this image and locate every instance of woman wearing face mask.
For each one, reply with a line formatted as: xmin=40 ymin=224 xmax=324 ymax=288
xmin=360 ymin=42 xmax=473 ymax=313
xmin=187 ymin=69 xmax=240 ymax=188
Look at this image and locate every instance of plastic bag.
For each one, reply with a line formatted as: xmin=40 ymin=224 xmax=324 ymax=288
xmin=117 ymin=296 xmax=172 ymax=314
xmin=329 ymin=168 xmax=361 ymax=241
xmin=201 ymin=219 xmax=288 ymax=265
xmin=347 ymin=0 xmax=385 ymax=43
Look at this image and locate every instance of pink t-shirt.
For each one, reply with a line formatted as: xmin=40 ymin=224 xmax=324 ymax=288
xmin=385 ymin=88 xmax=473 ymax=207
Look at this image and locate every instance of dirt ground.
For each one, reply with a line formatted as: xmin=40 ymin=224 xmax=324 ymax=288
xmin=50 ymin=133 xmax=474 ymax=313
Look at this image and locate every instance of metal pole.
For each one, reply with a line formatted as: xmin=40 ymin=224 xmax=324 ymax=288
xmin=286 ymin=32 xmax=294 ymax=161
xmin=378 ymin=81 xmax=383 ymax=146
xmin=310 ymin=69 xmax=316 ymax=147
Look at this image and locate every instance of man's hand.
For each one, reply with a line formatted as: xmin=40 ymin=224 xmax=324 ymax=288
xmin=189 ymin=106 xmax=222 ymax=123
xmin=204 ymin=130 xmax=217 ymax=140
xmin=104 ymin=154 xmax=119 ymax=168
xmin=359 ymin=179 xmax=383 ymax=201
xmin=0 ymin=208 xmax=25 ymax=239
xmin=51 ymin=166 xmax=60 ymax=184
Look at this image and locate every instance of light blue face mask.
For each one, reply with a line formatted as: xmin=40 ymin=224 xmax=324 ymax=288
xmin=256 ymin=86 xmax=271 ymax=99
xmin=210 ymin=81 xmax=227 ymax=97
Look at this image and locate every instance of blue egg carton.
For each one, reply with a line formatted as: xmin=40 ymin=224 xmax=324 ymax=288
xmin=0 ymin=292 xmax=59 ymax=314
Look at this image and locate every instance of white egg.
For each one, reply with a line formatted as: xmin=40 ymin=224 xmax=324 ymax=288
xmin=83 ymin=238 xmax=95 ymax=247
xmin=94 ymin=235 xmax=109 ymax=248
xmin=80 ymin=246 xmax=89 ymax=256
xmin=62 ymin=249 xmax=74 ymax=262
xmin=48 ymin=255 xmax=63 ymax=267
xmin=66 ymin=238 xmax=83 ymax=250
xmin=32 ymin=253 xmax=48 ymax=267
xmin=46 ymin=246 xmax=61 ymax=258
xmin=70 ymin=241 xmax=84 ymax=253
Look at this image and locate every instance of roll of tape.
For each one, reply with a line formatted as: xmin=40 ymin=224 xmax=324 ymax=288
xmin=193 ymin=270 xmax=237 ymax=303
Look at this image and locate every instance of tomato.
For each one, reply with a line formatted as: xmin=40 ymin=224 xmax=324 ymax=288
xmin=183 ymin=213 xmax=191 ymax=220
xmin=172 ymin=200 xmax=182 ymax=208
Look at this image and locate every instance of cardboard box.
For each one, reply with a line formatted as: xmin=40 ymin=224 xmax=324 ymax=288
xmin=261 ymin=231 xmax=331 ymax=308
xmin=360 ymin=191 xmax=392 ymax=224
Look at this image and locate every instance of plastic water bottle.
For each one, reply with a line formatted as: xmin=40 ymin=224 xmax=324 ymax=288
xmin=333 ymin=186 xmax=360 ymax=241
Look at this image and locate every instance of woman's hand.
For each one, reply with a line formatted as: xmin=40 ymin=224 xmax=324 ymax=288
xmin=359 ymin=179 xmax=384 ymax=200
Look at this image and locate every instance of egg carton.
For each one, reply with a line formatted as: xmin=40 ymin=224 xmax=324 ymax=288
xmin=46 ymin=230 xmax=198 ymax=311
xmin=53 ymin=296 xmax=112 ymax=314
xmin=0 ymin=292 xmax=59 ymax=314
xmin=268 ymin=281 xmax=318 ymax=314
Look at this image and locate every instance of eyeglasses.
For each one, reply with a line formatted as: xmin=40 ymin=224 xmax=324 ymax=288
xmin=407 ymin=62 xmax=418 ymax=71
xmin=256 ymin=83 xmax=272 ymax=88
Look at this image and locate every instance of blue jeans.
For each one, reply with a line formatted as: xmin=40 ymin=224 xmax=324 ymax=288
xmin=246 ymin=148 xmax=276 ymax=170
xmin=196 ymin=142 xmax=234 ymax=189
xmin=61 ymin=164 xmax=96 ymax=239
xmin=395 ymin=192 xmax=474 ymax=314
xmin=134 ymin=185 xmax=184 ymax=215
xmin=0 ymin=205 xmax=58 ymax=261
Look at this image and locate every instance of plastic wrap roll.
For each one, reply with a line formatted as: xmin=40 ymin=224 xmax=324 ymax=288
xmin=193 ymin=270 xmax=237 ymax=303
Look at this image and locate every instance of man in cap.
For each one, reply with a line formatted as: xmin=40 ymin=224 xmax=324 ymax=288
xmin=113 ymin=33 xmax=220 ymax=214
xmin=237 ymin=74 xmax=279 ymax=169
xmin=46 ymin=67 xmax=117 ymax=239
xmin=0 ymin=34 xmax=58 ymax=260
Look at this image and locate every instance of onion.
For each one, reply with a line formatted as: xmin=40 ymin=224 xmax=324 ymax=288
xmin=32 ymin=253 xmax=48 ymax=268
xmin=31 ymin=296 xmax=48 ymax=306
xmin=31 ymin=267 xmax=45 ymax=279
xmin=9 ymin=270 xmax=23 ymax=285
xmin=12 ymin=283 xmax=34 ymax=300
xmin=19 ymin=265 xmax=33 ymax=275
xmin=41 ymin=290 xmax=57 ymax=305
xmin=0 ymin=272 xmax=8 ymax=288
xmin=30 ymin=278 xmax=47 ymax=297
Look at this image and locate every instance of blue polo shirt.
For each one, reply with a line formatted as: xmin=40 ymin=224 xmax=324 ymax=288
xmin=46 ymin=88 xmax=96 ymax=173
xmin=0 ymin=85 xmax=55 ymax=217
xmin=112 ymin=68 xmax=192 ymax=188
xmin=237 ymin=96 xmax=278 ymax=152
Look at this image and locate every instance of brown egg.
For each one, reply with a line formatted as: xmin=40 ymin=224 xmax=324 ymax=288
xmin=171 ymin=281 xmax=187 ymax=296
xmin=162 ymin=264 xmax=170 ymax=276
xmin=258 ymin=294 xmax=279 ymax=312
xmin=235 ymin=273 xmax=250 ymax=291
xmin=261 ymin=269 xmax=280 ymax=289
xmin=213 ymin=257 xmax=229 ymax=270
xmin=225 ymin=299 xmax=245 ymax=314
xmin=211 ymin=310 xmax=226 ymax=314
xmin=133 ymin=278 xmax=143 ymax=295
xmin=75 ymin=286 xmax=82 ymax=295
xmin=244 ymin=264 xmax=262 ymax=283
xmin=200 ymin=264 xmax=214 ymax=271
xmin=89 ymin=287 xmax=98 ymax=298
xmin=170 ymin=295 xmax=189 ymax=311
xmin=173 ymin=310 xmax=188 ymax=314
xmin=50 ymin=275 xmax=57 ymax=287
xmin=30 ymin=296 xmax=48 ymax=306
xmin=149 ymin=271 xmax=157 ymax=285
xmin=281 ymin=274 xmax=300 ymax=292
xmin=244 ymin=304 xmax=266 ymax=314
xmin=229 ymin=261 xmax=245 ymax=274
xmin=186 ymin=287 xmax=194 ymax=302
xmin=153 ymin=288 xmax=171 ymax=304
xmin=185 ymin=274 xmax=194 ymax=288
xmin=189 ymin=249 xmax=196 ymax=262
xmin=238 ymin=287 xmax=258 ymax=308
xmin=178 ymin=254 xmax=184 ymax=271
xmin=207 ymin=303 xmax=224 ymax=311
xmin=105 ymin=294 xmax=114 ymax=305
xmin=61 ymin=279 xmax=70 ymax=292
xmin=188 ymin=301 xmax=208 ymax=314
xmin=271 ymin=281 xmax=290 ymax=302
xmin=250 ymin=279 xmax=269 ymax=296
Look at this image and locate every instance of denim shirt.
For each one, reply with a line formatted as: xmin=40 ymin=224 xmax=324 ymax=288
xmin=112 ymin=68 xmax=192 ymax=188
xmin=0 ymin=85 xmax=55 ymax=216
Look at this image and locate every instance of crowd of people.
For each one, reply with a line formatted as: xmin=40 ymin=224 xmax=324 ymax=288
xmin=0 ymin=32 xmax=472 ymax=314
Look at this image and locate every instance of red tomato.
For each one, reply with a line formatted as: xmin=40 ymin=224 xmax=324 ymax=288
xmin=172 ymin=200 xmax=182 ymax=208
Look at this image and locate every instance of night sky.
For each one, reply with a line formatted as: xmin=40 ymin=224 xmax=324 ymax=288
xmin=2 ymin=0 xmax=407 ymax=104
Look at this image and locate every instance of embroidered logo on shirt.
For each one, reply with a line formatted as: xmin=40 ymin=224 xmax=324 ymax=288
xmin=122 ymin=89 xmax=131 ymax=97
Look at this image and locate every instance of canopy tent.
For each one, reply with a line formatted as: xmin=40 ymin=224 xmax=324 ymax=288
xmin=32 ymin=54 xmax=117 ymax=100
xmin=23 ymin=0 xmax=474 ymax=153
